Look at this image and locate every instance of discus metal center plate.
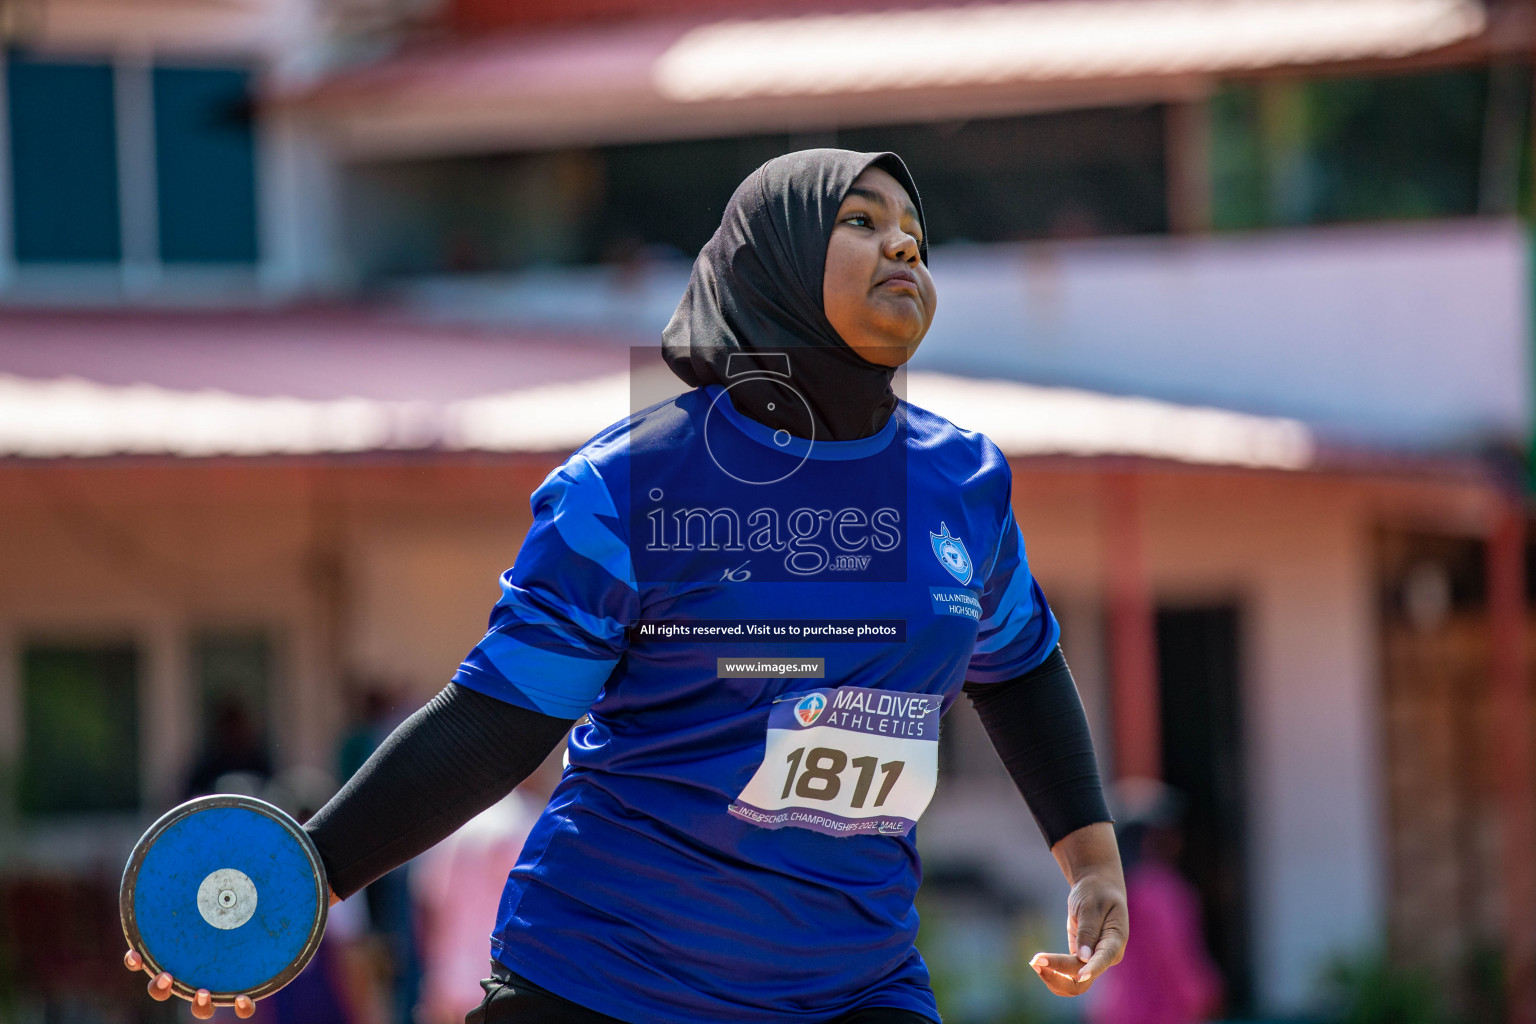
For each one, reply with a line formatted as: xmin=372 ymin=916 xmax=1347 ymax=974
xmin=197 ymin=868 xmax=257 ymax=929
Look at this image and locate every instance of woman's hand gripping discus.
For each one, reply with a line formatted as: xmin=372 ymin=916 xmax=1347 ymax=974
xmin=1031 ymin=821 xmax=1129 ymax=996
xmin=123 ymin=889 xmax=343 ymax=1017
xmin=123 ymin=948 xmax=254 ymax=1019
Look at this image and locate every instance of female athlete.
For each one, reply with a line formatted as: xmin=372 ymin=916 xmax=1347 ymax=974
xmin=126 ymin=148 xmax=1128 ymax=1022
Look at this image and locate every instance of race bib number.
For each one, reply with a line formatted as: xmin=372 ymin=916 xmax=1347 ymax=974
xmin=729 ymin=686 xmax=940 ymax=838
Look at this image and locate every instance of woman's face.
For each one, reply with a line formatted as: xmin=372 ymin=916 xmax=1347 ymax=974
xmin=823 ymin=165 xmax=937 ymax=367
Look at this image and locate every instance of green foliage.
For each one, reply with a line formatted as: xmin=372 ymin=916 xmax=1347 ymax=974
xmin=1209 ymin=85 xmax=1267 ymax=230
xmin=917 ymin=896 xmax=1073 ymax=1024
xmin=1320 ymin=950 xmax=1453 ymax=1024
xmin=1211 ymin=68 xmax=1505 ymax=230
xmin=18 ymin=645 xmax=140 ymax=815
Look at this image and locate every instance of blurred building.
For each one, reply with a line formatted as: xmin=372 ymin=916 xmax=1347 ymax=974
xmin=1 ymin=0 xmax=1534 ymax=1021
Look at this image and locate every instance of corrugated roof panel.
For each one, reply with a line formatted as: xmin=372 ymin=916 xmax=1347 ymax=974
xmin=653 ymin=0 xmax=1485 ymax=100
xmin=0 ymin=369 xmax=1316 ymax=469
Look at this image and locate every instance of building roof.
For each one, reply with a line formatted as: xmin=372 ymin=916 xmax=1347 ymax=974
xmin=0 ymin=309 xmax=627 ymax=402
xmin=0 ymin=309 xmax=1314 ymax=468
xmin=654 ymin=0 xmax=1486 ymax=101
xmin=298 ymin=0 xmax=1488 ymax=157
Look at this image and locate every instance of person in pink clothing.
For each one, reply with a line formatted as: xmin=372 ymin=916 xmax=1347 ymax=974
xmin=411 ymin=755 xmax=563 ymax=1024
xmin=1086 ymin=780 xmax=1222 ymax=1024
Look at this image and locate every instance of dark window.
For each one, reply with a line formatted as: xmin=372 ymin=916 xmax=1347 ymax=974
xmin=153 ymin=66 xmax=258 ymax=263
xmin=1156 ymin=604 xmax=1251 ymax=1013
xmin=839 ymin=108 xmax=1168 ymax=242
xmin=6 ymin=56 xmax=121 ymax=262
xmin=349 ymin=107 xmax=1170 ymax=276
xmin=595 ymin=135 xmax=797 ymax=260
xmin=348 ymin=150 xmax=606 ymax=276
xmin=194 ymin=630 xmax=271 ymax=738
xmin=596 ymin=109 xmax=1168 ymax=255
xmin=596 ymin=111 xmax=1169 ymax=256
xmin=186 ymin=630 xmax=273 ymax=797
xmin=18 ymin=644 xmax=139 ymax=815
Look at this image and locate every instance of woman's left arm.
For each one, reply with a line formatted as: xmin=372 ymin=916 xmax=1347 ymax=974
xmin=1036 ymin=821 xmax=1128 ymax=994
xmin=963 ymin=645 xmax=1127 ymax=996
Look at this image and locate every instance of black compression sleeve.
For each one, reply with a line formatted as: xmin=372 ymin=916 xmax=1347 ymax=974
xmin=304 ymin=682 xmax=574 ymax=900
xmin=962 ymin=646 xmax=1112 ymax=847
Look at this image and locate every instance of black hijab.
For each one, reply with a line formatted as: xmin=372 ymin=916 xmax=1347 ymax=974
xmin=662 ymin=148 xmax=928 ymax=442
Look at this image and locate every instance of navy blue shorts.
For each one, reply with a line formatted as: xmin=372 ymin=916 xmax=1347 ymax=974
xmin=466 ymin=962 xmax=938 ymax=1024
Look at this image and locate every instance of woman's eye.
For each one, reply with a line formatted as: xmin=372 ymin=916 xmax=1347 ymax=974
xmin=843 ymin=213 xmax=872 ymax=228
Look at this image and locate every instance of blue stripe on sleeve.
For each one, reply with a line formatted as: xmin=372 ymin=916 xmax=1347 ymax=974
xmin=458 ymin=632 xmax=615 ymax=719
xmin=450 ymin=658 xmax=546 ymax=715
xmin=451 ymin=451 xmax=636 ymax=719
xmin=973 ymin=547 xmax=1038 ymax=652
xmin=495 ymin=574 xmax=628 ymax=649
xmin=967 ymin=515 xmax=1060 ymax=683
xmin=539 ymin=456 xmax=635 ymax=589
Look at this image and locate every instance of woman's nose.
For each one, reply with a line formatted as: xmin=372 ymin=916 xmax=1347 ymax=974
xmin=884 ymin=231 xmax=919 ymax=263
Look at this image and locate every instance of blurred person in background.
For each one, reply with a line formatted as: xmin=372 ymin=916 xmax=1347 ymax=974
xmin=411 ymin=751 xmax=564 ymax=1024
xmin=185 ymin=696 xmax=272 ymax=798
xmin=338 ymin=682 xmax=424 ymax=1024
xmin=1086 ymin=779 xmax=1222 ymax=1024
xmin=339 ymin=685 xmax=411 ymax=782
xmin=259 ymin=768 xmax=390 ymax=1024
xmin=194 ymin=769 xmax=387 ymax=1024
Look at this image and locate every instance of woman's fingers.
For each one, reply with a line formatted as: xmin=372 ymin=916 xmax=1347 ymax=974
xmin=147 ymin=972 xmax=174 ymax=1001
xmin=1029 ymin=952 xmax=1095 ymax=997
xmin=1077 ymin=942 xmax=1118 ymax=984
xmin=1068 ymin=876 xmax=1126 ymax=963
xmin=1076 ymin=921 xmax=1127 ymax=984
xmin=1073 ymin=887 xmax=1128 ymax=982
xmin=129 ymin=945 xmax=255 ymax=1014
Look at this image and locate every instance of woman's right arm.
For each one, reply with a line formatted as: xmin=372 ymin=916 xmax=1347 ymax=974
xmin=125 ymin=683 xmax=574 ymax=1017
xmin=304 ymin=682 xmax=574 ymax=899
xmin=127 ymin=454 xmax=630 ymax=1014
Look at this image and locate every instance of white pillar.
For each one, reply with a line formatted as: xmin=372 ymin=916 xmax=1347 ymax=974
xmin=260 ymin=99 xmax=346 ymax=300
xmin=141 ymin=612 xmax=192 ymax=810
xmin=114 ymin=49 xmax=160 ymax=297
xmin=0 ymin=50 xmax=15 ymax=292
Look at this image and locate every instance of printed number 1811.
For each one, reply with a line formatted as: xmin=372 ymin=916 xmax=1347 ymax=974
xmin=781 ymin=746 xmax=904 ymax=808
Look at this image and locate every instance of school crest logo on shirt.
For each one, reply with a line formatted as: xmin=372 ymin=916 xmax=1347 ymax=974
xmin=929 ymin=522 xmax=973 ymax=586
xmin=794 ymin=693 xmax=827 ymax=727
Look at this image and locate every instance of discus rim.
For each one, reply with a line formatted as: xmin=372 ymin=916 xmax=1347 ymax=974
xmin=120 ymin=793 xmax=328 ymax=1005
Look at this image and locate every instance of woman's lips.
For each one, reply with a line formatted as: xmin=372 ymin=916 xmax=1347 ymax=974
xmin=876 ymin=270 xmax=920 ymax=292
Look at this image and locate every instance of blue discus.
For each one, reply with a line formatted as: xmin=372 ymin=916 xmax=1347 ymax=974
xmin=120 ymin=794 xmax=328 ymax=1004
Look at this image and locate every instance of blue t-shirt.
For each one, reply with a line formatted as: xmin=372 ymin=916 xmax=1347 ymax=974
xmin=451 ymin=385 xmax=1058 ymax=1023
